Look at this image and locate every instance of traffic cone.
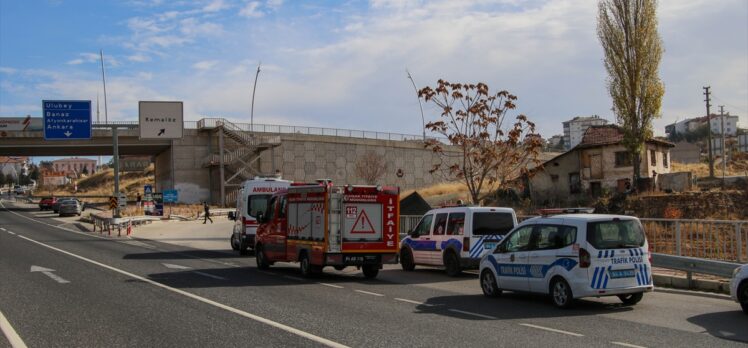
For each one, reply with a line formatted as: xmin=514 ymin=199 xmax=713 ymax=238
xmin=127 ymin=220 xmax=132 ymax=236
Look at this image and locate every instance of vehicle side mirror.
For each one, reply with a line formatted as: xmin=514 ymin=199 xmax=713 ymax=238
xmin=257 ymin=211 xmax=265 ymax=223
xmin=228 ymin=211 xmax=236 ymax=220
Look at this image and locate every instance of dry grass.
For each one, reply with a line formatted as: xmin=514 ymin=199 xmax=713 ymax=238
xmin=35 ymin=168 xmax=155 ymax=203
xmin=671 ymin=159 xmax=748 ymax=177
xmin=401 ymin=181 xmax=471 ymax=206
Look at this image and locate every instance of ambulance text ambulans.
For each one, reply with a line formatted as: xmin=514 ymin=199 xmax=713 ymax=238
xmin=254 ymin=183 xmax=400 ymax=278
xmin=479 ymin=211 xmax=653 ymax=308
xmin=229 ymin=177 xmax=291 ymax=255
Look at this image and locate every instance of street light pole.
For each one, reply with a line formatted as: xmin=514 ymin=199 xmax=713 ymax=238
xmin=406 ymin=69 xmax=426 ymax=141
xmin=250 ymin=62 xmax=261 ymax=133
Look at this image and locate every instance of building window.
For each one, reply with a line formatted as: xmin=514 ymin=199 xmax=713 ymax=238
xmin=615 ymin=151 xmax=632 ymax=167
xmin=650 ymin=150 xmax=657 ymax=166
xmin=663 ymin=152 xmax=668 ymax=168
xmin=569 ymin=173 xmax=581 ymax=194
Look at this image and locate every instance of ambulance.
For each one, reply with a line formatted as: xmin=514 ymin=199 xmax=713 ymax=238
xmin=254 ymin=183 xmax=400 ymax=278
xmin=229 ymin=177 xmax=291 ymax=255
xmin=479 ymin=210 xmax=654 ymax=308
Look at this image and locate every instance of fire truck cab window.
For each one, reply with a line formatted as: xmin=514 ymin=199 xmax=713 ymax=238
xmin=266 ymin=197 xmax=277 ymax=220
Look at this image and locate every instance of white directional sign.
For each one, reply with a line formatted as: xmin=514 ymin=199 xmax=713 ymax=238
xmin=139 ymin=101 xmax=183 ymax=139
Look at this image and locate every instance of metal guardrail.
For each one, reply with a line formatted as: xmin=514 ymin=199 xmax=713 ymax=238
xmin=652 ymin=253 xmax=741 ymax=278
xmin=641 ymin=218 xmax=747 ymax=263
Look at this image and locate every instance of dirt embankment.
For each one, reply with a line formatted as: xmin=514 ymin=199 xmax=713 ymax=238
xmin=621 ymin=191 xmax=748 ymax=220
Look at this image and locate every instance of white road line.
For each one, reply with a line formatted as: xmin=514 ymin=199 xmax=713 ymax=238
xmin=7 ymin=231 xmax=16 ymax=235
xmin=318 ymin=282 xmax=343 ymax=289
xmin=394 ymin=298 xmax=433 ymax=306
xmin=519 ymin=323 xmax=584 ymax=337
xmin=193 ymin=271 xmax=227 ymax=280
xmin=14 ymin=235 xmax=348 ymax=348
xmin=0 ymin=308 xmax=28 ymax=348
xmin=611 ymin=342 xmax=647 ymax=348
xmin=354 ymin=290 xmax=385 ymax=297
xmin=283 ymin=275 xmax=305 ymax=282
xmin=0 ymin=227 xmax=5 ymax=231
xmin=448 ymin=309 xmax=496 ymax=320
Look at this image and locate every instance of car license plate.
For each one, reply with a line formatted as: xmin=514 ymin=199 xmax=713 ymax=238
xmin=608 ymin=269 xmax=636 ymax=279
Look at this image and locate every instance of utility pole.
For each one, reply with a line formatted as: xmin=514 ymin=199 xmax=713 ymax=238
xmin=719 ymin=105 xmax=726 ymax=178
xmin=250 ymin=62 xmax=261 ymax=133
xmin=703 ymin=86 xmax=713 ymax=178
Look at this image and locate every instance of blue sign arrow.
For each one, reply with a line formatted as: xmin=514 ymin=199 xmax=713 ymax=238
xmin=43 ymin=100 xmax=92 ymax=140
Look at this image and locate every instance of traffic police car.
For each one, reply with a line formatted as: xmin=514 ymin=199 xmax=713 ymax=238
xmin=730 ymin=263 xmax=748 ymax=314
xmin=479 ymin=209 xmax=653 ymax=308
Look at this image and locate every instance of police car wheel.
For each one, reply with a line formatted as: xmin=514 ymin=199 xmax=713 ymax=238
xmin=362 ymin=265 xmax=379 ymax=279
xmin=739 ymin=281 xmax=748 ymax=314
xmin=400 ymin=248 xmax=415 ymax=271
xmin=444 ymin=252 xmax=462 ymax=277
xmin=618 ymin=292 xmax=644 ymax=306
xmin=551 ymin=278 xmax=574 ymax=308
xmin=480 ymin=269 xmax=501 ymax=297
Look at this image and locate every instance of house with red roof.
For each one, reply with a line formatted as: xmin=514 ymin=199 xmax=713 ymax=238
xmin=528 ymin=125 xmax=674 ymax=204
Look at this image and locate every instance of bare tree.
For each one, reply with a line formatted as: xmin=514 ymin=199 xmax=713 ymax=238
xmin=355 ymin=150 xmax=388 ymax=185
xmin=598 ymin=0 xmax=665 ymax=186
xmin=419 ymin=80 xmax=542 ymax=205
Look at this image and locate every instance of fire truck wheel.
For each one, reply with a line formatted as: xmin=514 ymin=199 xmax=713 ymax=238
xmin=299 ymin=253 xmax=314 ymax=277
xmin=400 ymin=248 xmax=415 ymax=271
xmin=362 ymin=265 xmax=379 ymax=279
xmin=444 ymin=251 xmax=462 ymax=277
xmin=256 ymin=245 xmax=270 ymax=270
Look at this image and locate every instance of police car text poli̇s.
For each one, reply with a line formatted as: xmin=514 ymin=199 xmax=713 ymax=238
xmin=400 ymin=206 xmax=517 ymax=276
xmin=479 ymin=209 xmax=653 ymax=308
xmin=229 ymin=177 xmax=291 ymax=255
xmin=730 ymin=263 xmax=748 ymax=314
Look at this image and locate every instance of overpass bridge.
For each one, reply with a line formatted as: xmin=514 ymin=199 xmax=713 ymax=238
xmin=0 ymin=118 xmax=445 ymax=205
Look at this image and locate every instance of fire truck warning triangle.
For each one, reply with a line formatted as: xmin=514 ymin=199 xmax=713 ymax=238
xmin=350 ymin=209 xmax=376 ymax=234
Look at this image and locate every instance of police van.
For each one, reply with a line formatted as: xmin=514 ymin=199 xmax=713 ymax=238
xmin=479 ymin=209 xmax=653 ymax=308
xmin=229 ymin=177 xmax=290 ymax=255
xmin=400 ymin=206 xmax=517 ymax=276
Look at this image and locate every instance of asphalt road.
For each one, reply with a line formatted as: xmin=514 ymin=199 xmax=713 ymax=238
xmin=1 ymin=199 xmax=746 ymax=347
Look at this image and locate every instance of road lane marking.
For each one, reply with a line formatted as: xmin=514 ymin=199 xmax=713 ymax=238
xmin=30 ymin=265 xmax=70 ymax=284
xmin=0 ymin=227 xmax=5 ymax=231
xmin=7 ymin=231 xmax=16 ymax=235
xmin=318 ymin=282 xmax=343 ymax=289
xmin=448 ymin=309 xmax=496 ymax=320
xmin=519 ymin=323 xmax=584 ymax=337
xmin=15 ymin=235 xmax=348 ymax=348
xmin=612 ymin=342 xmax=647 ymax=348
xmin=161 ymin=263 xmax=227 ymax=280
xmin=0 ymin=308 xmax=28 ymax=348
xmin=283 ymin=275 xmax=305 ymax=282
xmin=0 ymin=201 xmax=242 ymax=270
xmin=394 ymin=298 xmax=433 ymax=306
xmin=354 ymin=290 xmax=384 ymax=297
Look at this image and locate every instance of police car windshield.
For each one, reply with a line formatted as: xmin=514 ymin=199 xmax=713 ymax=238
xmin=472 ymin=212 xmax=514 ymax=236
xmin=248 ymin=194 xmax=270 ymax=218
xmin=586 ymin=219 xmax=645 ymax=249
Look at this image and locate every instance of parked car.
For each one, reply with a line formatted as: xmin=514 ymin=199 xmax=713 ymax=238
xmin=14 ymin=185 xmax=25 ymax=195
xmin=479 ymin=210 xmax=654 ymax=308
xmin=39 ymin=197 xmax=58 ymax=210
xmin=58 ymin=198 xmax=84 ymax=217
xmin=52 ymin=197 xmax=72 ymax=213
xmin=400 ymin=206 xmax=517 ymax=276
xmin=730 ymin=263 xmax=748 ymax=314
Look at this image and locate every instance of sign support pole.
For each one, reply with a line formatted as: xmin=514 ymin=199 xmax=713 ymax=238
xmin=112 ymin=126 xmax=121 ymax=218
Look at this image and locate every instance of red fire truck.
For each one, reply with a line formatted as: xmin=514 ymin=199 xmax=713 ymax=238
xmin=254 ymin=183 xmax=400 ymax=279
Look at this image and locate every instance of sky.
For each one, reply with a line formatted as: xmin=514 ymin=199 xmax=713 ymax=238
xmin=0 ymin=0 xmax=746 ymax=142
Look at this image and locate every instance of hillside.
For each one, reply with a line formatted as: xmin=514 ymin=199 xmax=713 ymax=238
xmin=35 ymin=165 xmax=155 ymax=201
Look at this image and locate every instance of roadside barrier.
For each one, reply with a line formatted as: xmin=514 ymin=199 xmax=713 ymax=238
xmin=90 ymin=214 xmax=158 ymax=237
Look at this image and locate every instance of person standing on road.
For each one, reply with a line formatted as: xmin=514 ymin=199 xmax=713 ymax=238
xmin=203 ymin=201 xmax=213 ymax=224
xmin=136 ymin=193 xmax=142 ymax=210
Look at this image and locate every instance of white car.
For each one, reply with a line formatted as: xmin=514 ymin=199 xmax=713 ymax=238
xmin=730 ymin=263 xmax=748 ymax=314
xmin=400 ymin=206 xmax=517 ymax=276
xmin=479 ymin=212 xmax=654 ymax=308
